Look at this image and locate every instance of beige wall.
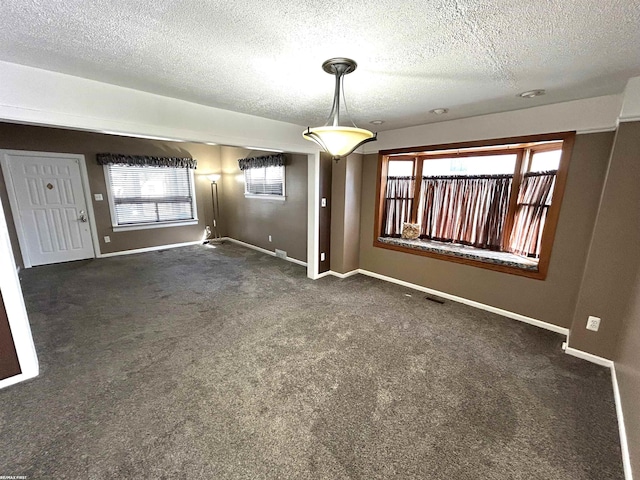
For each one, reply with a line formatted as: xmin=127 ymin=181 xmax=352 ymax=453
xmin=359 ymin=132 xmax=614 ymax=328
xmin=569 ymin=122 xmax=640 ymax=357
xmin=614 ymin=268 xmax=640 ymax=478
xmin=219 ymin=147 xmax=307 ymax=262
xmin=0 ymin=122 xmax=221 ymax=267
xmin=330 ymin=153 xmax=363 ymax=274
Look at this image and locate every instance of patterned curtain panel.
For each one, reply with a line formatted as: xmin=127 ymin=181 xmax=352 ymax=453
xmin=507 ymin=171 xmax=557 ymax=258
xmin=97 ymin=153 xmax=197 ymax=169
xmin=237 ymin=153 xmax=285 ymax=171
xmin=418 ymin=174 xmax=512 ymax=250
xmin=382 ymin=176 xmax=415 ymax=236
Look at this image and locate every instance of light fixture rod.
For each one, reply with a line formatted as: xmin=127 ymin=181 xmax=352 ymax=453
xmin=329 ymin=71 xmax=342 ymax=126
xmin=323 ymin=58 xmax=357 ymax=127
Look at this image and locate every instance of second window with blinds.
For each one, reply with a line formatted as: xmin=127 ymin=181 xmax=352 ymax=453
xmin=375 ymin=133 xmax=575 ymax=279
xmin=244 ymin=165 xmax=286 ymax=200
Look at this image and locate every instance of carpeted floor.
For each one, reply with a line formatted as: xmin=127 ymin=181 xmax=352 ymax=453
xmin=0 ymin=243 xmax=624 ymax=479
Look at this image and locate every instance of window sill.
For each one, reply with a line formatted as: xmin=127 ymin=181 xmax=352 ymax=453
xmin=375 ymin=236 xmax=544 ymax=279
xmin=244 ymin=194 xmax=286 ymax=201
xmin=112 ymin=219 xmax=198 ymax=232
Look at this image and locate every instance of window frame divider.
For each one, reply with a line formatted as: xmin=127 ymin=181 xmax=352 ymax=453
xmin=410 ymin=157 xmax=423 ymax=223
xmin=501 ymin=149 xmax=525 ymax=251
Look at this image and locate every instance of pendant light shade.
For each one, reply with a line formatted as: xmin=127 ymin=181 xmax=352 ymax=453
xmin=303 ymin=58 xmax=377 ymax=159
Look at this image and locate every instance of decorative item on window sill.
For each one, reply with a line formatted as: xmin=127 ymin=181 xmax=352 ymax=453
xmin=303 ymin=58 xmax=377 ymax=160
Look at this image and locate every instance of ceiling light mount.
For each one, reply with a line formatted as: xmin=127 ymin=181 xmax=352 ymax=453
xmin=304 ymin=58 xmax=377 ymax=160
xmin=518 ymin=89 xmax=546 ymax=98
xmin=430 ymin=108 xmax=449 ymax=115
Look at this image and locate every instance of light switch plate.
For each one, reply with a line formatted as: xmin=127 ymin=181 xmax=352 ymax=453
xmin=104 ymin=236 xmax=111 ymax=243
xmin=94 ymin=193 xmax=103 ymax=201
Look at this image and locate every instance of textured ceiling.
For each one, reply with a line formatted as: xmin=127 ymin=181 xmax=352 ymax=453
xmin=1 ymin=0 xmax=639 ymax=131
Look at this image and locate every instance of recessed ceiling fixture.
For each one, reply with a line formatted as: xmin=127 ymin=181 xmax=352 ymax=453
xmin=518 ymin=89 xmax=546 ymax=98
xmin=370 ymin=120 xmax=385 ymax=125
xmin=303 ymin=58 xmax=377 ymax=160
xmin=429 ymin=108 xmax=449 ymax=115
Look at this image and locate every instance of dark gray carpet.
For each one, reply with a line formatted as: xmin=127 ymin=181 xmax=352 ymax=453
xmin=0 ymin=244 xmax=623 ymax=479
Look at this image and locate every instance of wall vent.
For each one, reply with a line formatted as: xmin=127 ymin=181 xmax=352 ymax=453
xmin=425 ymin=295 xmax=445 ymax=304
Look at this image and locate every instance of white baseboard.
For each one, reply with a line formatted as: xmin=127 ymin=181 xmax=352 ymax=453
xmin=98 ymin=240 xmax=202 ymax=258
xmin=314 ymin=269 xmax=369 ymax=280
xmin=328 ymin=269 xmax=360 ymax=279
xmin=611 ymin=364 xmax=634 ymax=480
xmin=222 ymin=237 xmax=307 ymax=267
xmin=357 ymin=268 xmax=569 ymax=336
xmin=564 ymin=347 xmax=613 ymax=367
xmin=0 ymin=370 xmax=38 ymax=391
xmin=314 ymin=271 xmax=333 ymax=279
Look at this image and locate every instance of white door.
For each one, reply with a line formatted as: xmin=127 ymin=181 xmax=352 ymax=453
xmin=2 ymin=151 xmax=95 ymax=267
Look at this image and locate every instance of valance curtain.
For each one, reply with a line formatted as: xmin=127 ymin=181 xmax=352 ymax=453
xmin=237 ymin=153 xmax=285 ymax=171
xmin=507 ymin=171 xmax=557 ymax=258
xmin=418 ymin=174 xmax=513 ymax=250
xmin=382 ymin=176 xmax=415 ymax=236
xmin=97 ymin=153 xmax=197 ymax=169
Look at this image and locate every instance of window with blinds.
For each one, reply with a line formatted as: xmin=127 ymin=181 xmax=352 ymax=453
xmin=244 ymin=165 xmax=285 ymax=197
xmin=105 ymin=164 xmax=197 ymax=227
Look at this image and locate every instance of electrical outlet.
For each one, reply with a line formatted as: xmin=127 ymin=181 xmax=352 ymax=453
xmin=586 ymin=316 xmax=601 ymax=332
xmin=321 ymin=198 xmax=327 ymax=207
xmin=320 ymin=252 xmax=325 ymax=261
xmin=104 ymin=236 xmax=111 ymax=243
xmin=94 ymin=193 xmax=103 ymax=201
xmin=268 ymin=235 xmax=272 ymax=242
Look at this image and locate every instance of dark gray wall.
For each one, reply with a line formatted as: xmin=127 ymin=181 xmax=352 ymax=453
xmin=0 ymin=122 xmax=221 ymax=267
xmin=220 ymin=147 xmax=307 ymax=262
xmin=359 ymin=132 xmax=614 ymax=328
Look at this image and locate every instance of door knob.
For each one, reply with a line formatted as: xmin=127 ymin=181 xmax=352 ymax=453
xmin=79 ymin=210 xmax=88 ymax=223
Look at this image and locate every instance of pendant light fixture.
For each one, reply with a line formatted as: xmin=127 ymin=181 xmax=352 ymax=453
xmin=303 ymin=58 xmax=377 ymax=160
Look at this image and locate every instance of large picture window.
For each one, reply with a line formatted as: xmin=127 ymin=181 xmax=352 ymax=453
xmin=375 ymin=133 xmax=575 ymax=279
xmin=104 ymin=164 xmax=197 ymax=231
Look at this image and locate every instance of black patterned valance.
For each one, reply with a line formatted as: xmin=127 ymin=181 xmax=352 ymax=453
xmin=97 ymin=153 xmax=197 ymax=169
xmin=238 ymin=153 xmax=285 ymax=171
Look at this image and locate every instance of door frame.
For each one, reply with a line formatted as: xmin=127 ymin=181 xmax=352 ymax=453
xmin=0 ymin=150 xmax=101 ymax=268
xmin=0 ymin=192 xmax=38 ymax=389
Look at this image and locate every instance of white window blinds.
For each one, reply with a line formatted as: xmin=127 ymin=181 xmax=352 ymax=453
xmin=244 ymin=165 xmax=285 ymax=196
xmin=106 ymin=164 xmax=196 ymax=226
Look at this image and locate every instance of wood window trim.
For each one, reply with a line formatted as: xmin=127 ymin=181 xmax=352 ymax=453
xmin=373 ymin=131 xmax=575 ymax=280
